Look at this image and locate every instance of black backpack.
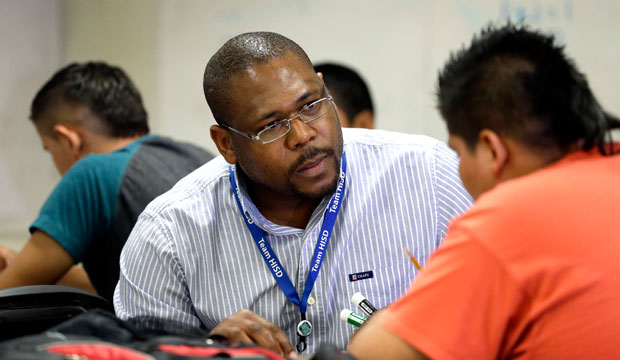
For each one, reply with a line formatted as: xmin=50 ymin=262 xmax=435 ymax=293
xmin=0 ymin=309 xmax=354 ymax=360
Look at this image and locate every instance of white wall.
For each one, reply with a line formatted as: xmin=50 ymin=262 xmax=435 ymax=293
xmin=155 ymin=0 xmax=620 ymax=154
xmin=151 ymin=0 xmax=620 ymax=156
xmin=63 ymin=0 xmax=161 ymax=130
xmin=1 ymin=0 xmax=619 ymax=249
xmin=0 ymin=0 xmax=62 ymax=249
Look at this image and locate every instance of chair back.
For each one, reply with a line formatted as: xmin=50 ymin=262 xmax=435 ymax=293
xmin=0 ymin=285 xmax=112 ymax=340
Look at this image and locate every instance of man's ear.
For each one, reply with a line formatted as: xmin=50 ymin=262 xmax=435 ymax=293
xmin=478 ymin=129 xmax=508 ymax=177
xmin=351 ymin=110 xmax=374 ymax=129
xmin=210 ymin=125 xmax=237 ymax=164
xmin=52 ymin=124 xmax=83 ymax=159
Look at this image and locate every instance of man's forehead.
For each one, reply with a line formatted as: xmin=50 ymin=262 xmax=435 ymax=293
xmin=232 ymin=54 xmax=316 ymax=86
xmin=224 ymin=55 xmax=322 ymax=125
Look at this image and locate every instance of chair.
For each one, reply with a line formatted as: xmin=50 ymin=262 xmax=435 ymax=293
xmin=0 ymin=285 xmax=112 ymax=340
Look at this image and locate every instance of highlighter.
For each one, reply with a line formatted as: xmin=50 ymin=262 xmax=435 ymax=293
xmin=340 ymin=308 xmax=367 ymax=328
xmin=351 ymin=292 xmax=377 ymax=317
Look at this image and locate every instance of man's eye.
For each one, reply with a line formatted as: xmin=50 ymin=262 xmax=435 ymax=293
xmin=302 ymin=100 xmax=321 ymax=115
xmin=305 ymin=101 xmax=318 ymax=110
xmin=260 ymin=120 xmax=283 ymax=132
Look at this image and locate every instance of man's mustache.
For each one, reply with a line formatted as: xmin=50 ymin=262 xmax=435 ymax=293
xmin=287 ymin=147 xmax=335 ymax=175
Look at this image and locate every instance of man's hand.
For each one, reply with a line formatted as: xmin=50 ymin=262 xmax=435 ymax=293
xmin=209 ymin=309 xmax=296 ymax=358
xmin=0 ymin=246 xmax=17 ymax=271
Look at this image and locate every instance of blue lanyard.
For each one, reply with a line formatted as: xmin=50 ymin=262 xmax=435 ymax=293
xmin=229 ymin=153 xmax=346 ymax=315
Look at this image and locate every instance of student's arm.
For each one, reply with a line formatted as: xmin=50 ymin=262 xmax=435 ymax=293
xmin=0 ymin=230 xmax=74 ymax=289
xmin=56 ymin=264 xmax=97 ymax=294
xmin=0 ymin=241 xmax=93 ymax=292
xmin=347 ymin=310 xmax=429 ymax=360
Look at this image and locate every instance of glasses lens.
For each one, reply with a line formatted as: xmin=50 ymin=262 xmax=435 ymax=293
xmin=300 ymin=98 xmax=330 ymax=123
xmin=259 ymin=120 xmax=290 ymax=143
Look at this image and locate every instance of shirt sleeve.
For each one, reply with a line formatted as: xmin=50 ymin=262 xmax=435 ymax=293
xmin=381 ymin=226 xmax=525 ymax=360
xmin=432 ymin=142 xmax=473 ymax=246
xmin=113 ymin=210 xmax=203 ymax=332
xmin=29 ymin=156 xmax=118 ymax=262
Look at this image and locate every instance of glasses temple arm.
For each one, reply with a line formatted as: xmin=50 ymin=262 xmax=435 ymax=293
xmin=220 ymin=123 xmax=259 ymax=141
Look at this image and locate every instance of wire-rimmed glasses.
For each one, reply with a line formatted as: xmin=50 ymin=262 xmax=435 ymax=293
xmin=220 ymin=95 xmax=334 ymax=144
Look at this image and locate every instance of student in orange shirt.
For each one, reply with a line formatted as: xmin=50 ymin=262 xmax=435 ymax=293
xmin=347 ymin=23 xmax=620 ymax=359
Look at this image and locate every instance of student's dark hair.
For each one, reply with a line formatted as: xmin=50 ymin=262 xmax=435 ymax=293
xmin=30 ymin=61 xmax=149 ymax=137
xmin=314 ymin=63 xmax=374 ymax=120
xmin=203 ymin=31 xmax=313 ymax=125
xmin=437 ymin=23 xmax=620 ymax=155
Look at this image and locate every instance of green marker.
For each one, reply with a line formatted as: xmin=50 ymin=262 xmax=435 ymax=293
xmin=340 ymin=308 xmax=367 ymax=327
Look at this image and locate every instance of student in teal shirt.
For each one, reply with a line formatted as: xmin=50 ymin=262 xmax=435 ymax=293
xmin=0 ymin=62 xmax=212 ymax=302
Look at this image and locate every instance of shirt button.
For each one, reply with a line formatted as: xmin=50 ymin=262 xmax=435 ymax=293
xmin=307 ymin=296 xmax=316 ymax=305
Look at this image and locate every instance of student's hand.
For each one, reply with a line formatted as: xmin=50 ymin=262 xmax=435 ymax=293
xmin=209 ymin=309 xmax=296 ymax=358
xmin=0 ymin=246 xmax=17 ymax=271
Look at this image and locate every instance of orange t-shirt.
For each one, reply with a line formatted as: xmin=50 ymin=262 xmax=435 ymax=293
xmin=382 ymin=150 xmax=620 ymax=359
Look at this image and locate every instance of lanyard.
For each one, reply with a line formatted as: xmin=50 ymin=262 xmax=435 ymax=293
xmin=229 ymin=153 xmax=346 ymax=314
xmin=229 ymin=153 xmax=346 ymax=350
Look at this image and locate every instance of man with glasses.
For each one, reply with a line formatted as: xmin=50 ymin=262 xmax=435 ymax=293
xmin=114 ymin=32 xmax=472 ymax=357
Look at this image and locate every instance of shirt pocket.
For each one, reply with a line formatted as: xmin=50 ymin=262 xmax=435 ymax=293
xmin=340 ymin=260 xmax=417 ymax=310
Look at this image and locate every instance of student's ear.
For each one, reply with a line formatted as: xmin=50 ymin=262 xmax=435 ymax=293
xmin=210 ymin=125 xmax=237 ymax=164
xmin=478 ymin=129 xmax=508 ymax=177
xmin=351 ymin=110 xmax=374 ymax=129
xmin=53 ymin=124 xmax=83 ymax=159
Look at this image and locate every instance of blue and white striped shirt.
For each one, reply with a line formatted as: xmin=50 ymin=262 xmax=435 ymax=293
xmin=114 ymin=128 xmax=472 ymax=354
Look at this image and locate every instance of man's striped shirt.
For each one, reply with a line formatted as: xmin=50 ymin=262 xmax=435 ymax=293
xmin=114 ymin=128 xmax=472 ymax=354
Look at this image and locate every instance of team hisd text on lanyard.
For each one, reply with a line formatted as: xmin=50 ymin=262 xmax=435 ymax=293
xmin=229 ymin=153 xmax=347 ymax=352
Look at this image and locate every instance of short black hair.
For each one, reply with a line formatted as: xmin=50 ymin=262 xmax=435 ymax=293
xmin=437 ymin=23 xmax=619 ymax=155
xmin=314 ymin=63 xmax=374 ymax=121
xmin=31 ymin=62 xmax=149 ymax=137
xmin=203 ymin=32 xmax=313 ymax=125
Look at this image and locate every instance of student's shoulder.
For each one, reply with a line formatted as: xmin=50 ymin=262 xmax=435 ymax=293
xmin=140 ymin=135 xmax=214 ymax=159
xmin=44 ymin=153 xmax=129 ymax=209
xmin=140 ymin=155 xmax=231 ymax=215
xmin=63 ymin=151 xmax=130 ymax=184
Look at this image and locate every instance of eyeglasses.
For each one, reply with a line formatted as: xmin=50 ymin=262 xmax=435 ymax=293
xmin=220 ymin=95 xmax=334 ymax=144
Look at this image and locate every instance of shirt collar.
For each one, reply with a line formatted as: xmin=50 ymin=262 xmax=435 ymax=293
xmin=232 ymin=163 xmax=346 ymax=236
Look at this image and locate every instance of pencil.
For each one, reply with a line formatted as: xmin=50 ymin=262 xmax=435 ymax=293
xmin=404 ymin=247 xmax=422 ymax=271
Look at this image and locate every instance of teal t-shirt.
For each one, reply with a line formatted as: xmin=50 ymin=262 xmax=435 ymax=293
xmin=30 ymin=135 xmax=154 ymax=261
xmin=29 ymin=134 xmax=213 ymax=301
